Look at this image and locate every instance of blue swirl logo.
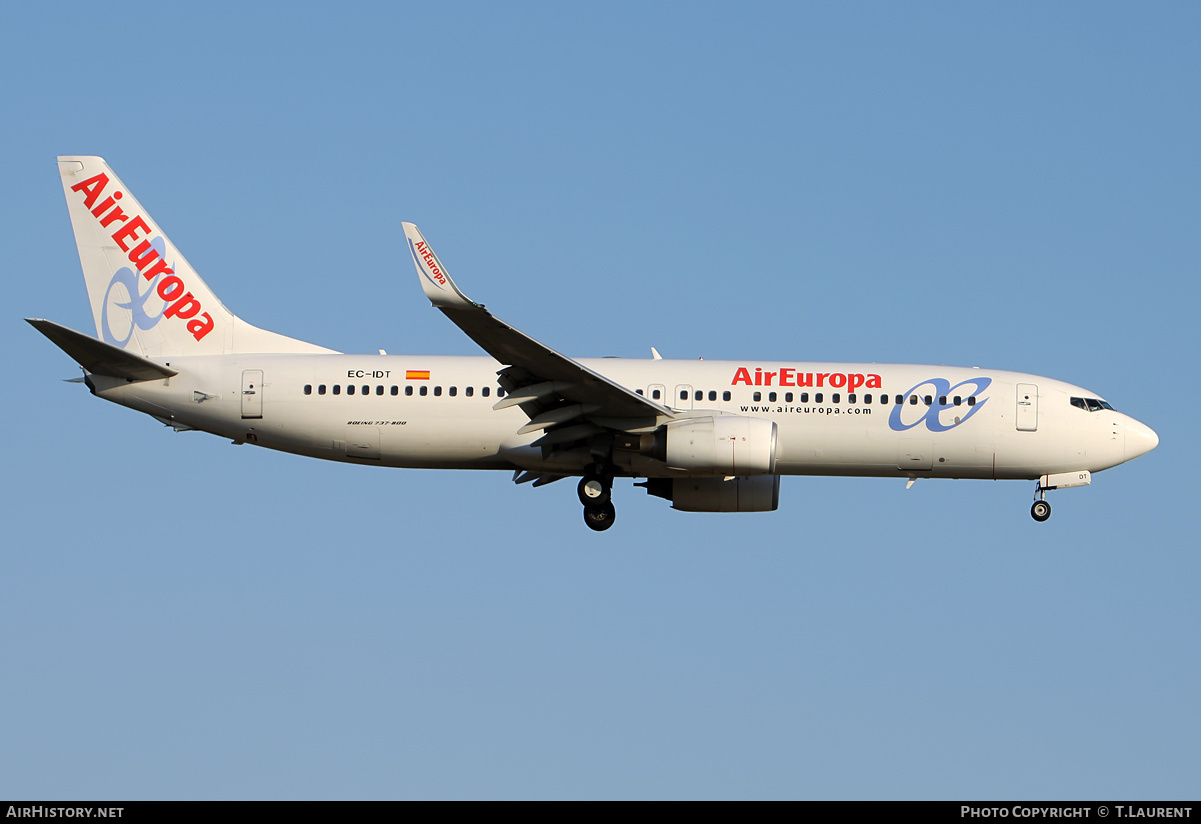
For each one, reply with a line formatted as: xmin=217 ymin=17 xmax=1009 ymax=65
xmin=100 ymin=237 xmax=168 ymax=348
xmin=888 ymin=377 xmax=992 ymax=432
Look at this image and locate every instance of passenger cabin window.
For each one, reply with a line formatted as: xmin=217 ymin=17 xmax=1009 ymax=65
xmin=709 ymin=391 xmax=717 ymax=401
xmin=434 ymin=386 xmax=442 ymax=397
xmin=449 ymin=386 xmax=457 ymax=397
xmin=636 ymin=389 xmax=644 ymax=395
xmin=768 ymin=392 xmax=777 ymax=402
xmin=482 ymin=387 xmax=490 ymax=397
xmin=405 ymin=385 xmax=413 ymax=396
xmin=896 ymin=395 xmax=904 ymax=405
xmin=753 ymin=392 xmax=762 ymax=402
xmin=680 ymin=390 xmax=688 ymax=401
xmin=347 ymin=385 xmax=355 ymax=396
xmin=967 ymin=396 xmax=976 ymax=406
xmin=419 ymin=386 xmax=428 ymax=396
xmin=722 ymin=391 xmax=731 ymax=401
xmin=652 ymin=389 xmax=661 ymax=400
xmin=466 ymin=386 xmax=473 ymax=397
xmin=695 ymin=390 xmax=703 ymax=401
xmin=953 ymin=396 xmax=962 ymax=406
xmin=924 ymin=395 xmax=932 ymax=406
xmin=304 ymin=385 xmax=312 ymax=395
xmin=497 ymin=387 xmax=506 ymax=397
xmin=800 ymin=393 xmax=809 ymax=403
xmin=361 ymin=385 xmax=369 ymax=395
xmin=318 ymin=385 xmax=326 ymax=395
xmin=909 ymin=395 xmax=917 ymax=405
xmin=939 ymin=395 xmax=947 ymax=406
xmin=848 ymin=394 xmax=856 ymax=403
xmin=376 ymin=385 xmax=384 ymax=395
xmin=785 ymin=392 xmax=793 ymax=403
xmin=832 ymin=393 xmax=840 ymax=403
xmin=815 ymin=393 xmax=823 ymax=403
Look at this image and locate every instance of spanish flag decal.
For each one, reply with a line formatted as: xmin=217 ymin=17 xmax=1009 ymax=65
xmin=406 ymin=370 xmax=430 ymax=380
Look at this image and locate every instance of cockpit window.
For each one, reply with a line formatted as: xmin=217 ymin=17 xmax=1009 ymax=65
xmin=1071 ymin=396 xmax=1114 ymax=412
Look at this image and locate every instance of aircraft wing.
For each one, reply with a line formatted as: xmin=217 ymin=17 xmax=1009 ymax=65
xmin=402 ymin=223 xmax=672 ymax=429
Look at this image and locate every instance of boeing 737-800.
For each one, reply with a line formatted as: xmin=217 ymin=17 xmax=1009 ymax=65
xmin=31 ymin=156 xmax=1158 ymax=531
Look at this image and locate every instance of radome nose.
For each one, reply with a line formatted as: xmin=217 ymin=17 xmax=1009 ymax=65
xmin=1125 ymin=419 xmax=1159 ymax=461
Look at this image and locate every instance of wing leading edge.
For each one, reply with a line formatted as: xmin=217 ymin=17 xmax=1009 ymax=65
xmin=402 ymin=223 xmax=673 ymax=430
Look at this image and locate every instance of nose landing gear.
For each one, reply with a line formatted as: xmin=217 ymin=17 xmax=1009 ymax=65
xmin=1031 ymin=499 xmax=1051 ymax=522
xmin=1031 ymin=479 xmax=1052 ymax=522
xmin=1029 ymin=471 xmax=1091 ymax=522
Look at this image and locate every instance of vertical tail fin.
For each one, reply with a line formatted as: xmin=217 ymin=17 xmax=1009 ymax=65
xmin=58 ymin=156 xmax=335 ymax=356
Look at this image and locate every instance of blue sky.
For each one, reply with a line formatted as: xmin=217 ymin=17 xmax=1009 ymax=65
xmin=2 ymin=2 xmax=1198 ymax=799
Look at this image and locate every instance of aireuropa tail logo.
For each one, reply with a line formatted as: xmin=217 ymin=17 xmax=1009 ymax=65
xmin=70 ymin=171 xmax=214 ymax=344
xmin=888 ymin=377 xmax=992 ymax=432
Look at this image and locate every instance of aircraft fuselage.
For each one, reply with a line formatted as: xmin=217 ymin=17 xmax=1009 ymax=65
xmin=92 ymin=354 xmax=1154 ymax=481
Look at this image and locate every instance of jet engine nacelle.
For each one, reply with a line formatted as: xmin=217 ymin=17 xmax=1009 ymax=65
xmin=645 ymin=415 xmax=778 ymax=475
xmin=641 ymin=475 xmax=782 ymax=512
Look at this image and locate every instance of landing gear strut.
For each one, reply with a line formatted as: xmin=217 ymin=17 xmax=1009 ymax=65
xmin=580 ymin=464 xmax=616 ymax=531
xmin=1031 ymin=483 xmax=1051 ymax=522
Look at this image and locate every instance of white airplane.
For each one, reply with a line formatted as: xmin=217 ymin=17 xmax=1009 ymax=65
xmin=32 ymin=156 xmax=1158 ymax=531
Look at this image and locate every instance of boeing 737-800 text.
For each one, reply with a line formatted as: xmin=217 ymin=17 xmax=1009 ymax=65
xmin=31 ymin=156 xmax=1158 ymax=531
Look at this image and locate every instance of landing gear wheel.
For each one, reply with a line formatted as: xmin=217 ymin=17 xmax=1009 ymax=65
xmin=1031 ymin=500 xmax=1051 ymax=522
xmin=583 ymin=501 xmax=617 ymax=532
xmin=578 ymin=475 xmax=611 ymax=506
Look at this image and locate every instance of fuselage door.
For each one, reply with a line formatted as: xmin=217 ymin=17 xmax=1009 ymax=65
xmin=241 ymin=370 xmax=263 ymax=419
xmin=647 ymin=384 xmax=666 ymax=405
xmin=674 ymin=384 xmax=694 ymax=410
xmin=1016 ymin=383 xmax=1038 ymax=432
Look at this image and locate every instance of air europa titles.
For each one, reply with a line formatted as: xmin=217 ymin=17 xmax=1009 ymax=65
xmin=731 ymin=367 xmax=882 ymax=391
xmin=414 ymin=240 xmax=448 ymax=287
xmin=70 ymin=173 xmax=214 ymax=341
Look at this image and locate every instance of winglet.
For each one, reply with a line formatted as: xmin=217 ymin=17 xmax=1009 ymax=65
xmin=402 ymin=223 xmax=474 ymax=309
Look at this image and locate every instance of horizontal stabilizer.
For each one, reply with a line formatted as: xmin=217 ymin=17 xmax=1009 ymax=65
xmin=27 ymin=318 xmax=178 ymax=381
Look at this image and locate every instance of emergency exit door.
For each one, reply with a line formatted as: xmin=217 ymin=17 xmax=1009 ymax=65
xmin=674 ymin=384 xmax=694 ymax=410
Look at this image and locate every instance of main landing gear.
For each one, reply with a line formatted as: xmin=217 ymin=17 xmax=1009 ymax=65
xmin=1031 ymin=482 xmax=1051 ymax=522
xmin=583 ymin=501 xmax=617 ymax=531
xmin=579 ymin=466 xmax=616 ymax=531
